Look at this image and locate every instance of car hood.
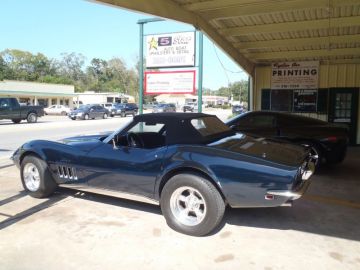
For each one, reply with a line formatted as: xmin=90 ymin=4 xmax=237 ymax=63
xmin=60 ymin=133 xmax=112 ymax=151
xmin=208 ymin=133 xmax=308 ymax=167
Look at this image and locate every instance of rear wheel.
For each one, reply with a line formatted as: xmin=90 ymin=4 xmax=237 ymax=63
xmin=84 ymin=113 xmax=89 ymax=120
xmin=121 ymin=111 xmax=126 ymax=117
xmin=27 ymin=112 xmax=37 ymax=123
xmin=12 ymin=119 xmax=21 ymax=124
xmin=21 ymin=155 xmax=57 ymax=198
xmin=103 ymin=113 xmax=108 ymax=119
xmin=61 ymin=111 xmax=67 ymax=116
xmin=160 ymin=173 xmax=225 ymax=236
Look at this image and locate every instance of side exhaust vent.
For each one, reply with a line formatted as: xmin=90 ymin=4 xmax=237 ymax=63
xmin=57 ymin=166 xmax=78 ymax=180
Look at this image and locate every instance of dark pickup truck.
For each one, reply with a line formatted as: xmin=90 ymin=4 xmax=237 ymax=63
xmin=0 ymin=98 xmax=44 ymax=123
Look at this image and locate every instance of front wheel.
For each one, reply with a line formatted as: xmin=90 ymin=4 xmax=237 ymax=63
xmin=103 ymin=113 xmax=108 ymax=119
xmin=84 ymin=113 xmax=89 ymax=120
xmin=160 ymin=173 xmax=225 ymax=236
xmin=27 ymin=112 xmax=38 ymax=123
xmin=21 ymin=155 xmax=57 ymax=198
xmin=121 ymin=111 xmax=126 ymax=117
xmin=302 ymin=142 xmax=322 ymax=169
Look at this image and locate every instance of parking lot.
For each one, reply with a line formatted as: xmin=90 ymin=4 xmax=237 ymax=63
xmin=0 ymin=111 xmax=359 ymax=269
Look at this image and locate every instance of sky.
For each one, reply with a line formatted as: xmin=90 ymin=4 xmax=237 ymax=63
xmin=0 ymin=0 xmax=248 ymax=90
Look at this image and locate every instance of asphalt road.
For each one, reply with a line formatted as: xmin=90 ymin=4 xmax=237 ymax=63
xmin=0 ymin=115 xmax=132 ymax=162
xmin=0 ymin=109 xmax=232 ymax=164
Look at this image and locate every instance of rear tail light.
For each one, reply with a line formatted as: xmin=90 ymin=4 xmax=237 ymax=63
xmin=322 ymin=136 xmax=337 ymax=142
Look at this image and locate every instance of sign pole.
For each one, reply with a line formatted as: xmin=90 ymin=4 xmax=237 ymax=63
xmin=137 ymin=18 xmax=165 ymax=115
xmin=138 ymin=22 xmax=144 ymax=115
xmin=197 ymin=31 xmax=203 ymax=113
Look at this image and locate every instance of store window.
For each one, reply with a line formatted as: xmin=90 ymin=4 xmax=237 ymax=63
xmin=51 ymin=99 xmax=57 ymax=105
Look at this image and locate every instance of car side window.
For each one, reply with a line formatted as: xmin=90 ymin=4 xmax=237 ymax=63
xmin=0 ymin=99 xmax=9 ymax=108
xmin=129 ymin=122 xmax=165 ymax=133
xmin=237 ymin=115 xmax=275 ymax=128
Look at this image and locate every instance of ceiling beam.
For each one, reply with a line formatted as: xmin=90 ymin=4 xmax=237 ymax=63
xmin=92 ymin=0 xmax=255 ymax=75
xmin=235 ymin=34 xmax=360 ymax=50
xmin=193 ymin=0 xmax=359 ymax=20
xmin=220 ymin=16 xmax=360 ymax=36
xmin=246 ymin=48 xmax=360 ymax=60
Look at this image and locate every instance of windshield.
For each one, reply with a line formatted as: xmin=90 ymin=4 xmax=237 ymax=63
xmin=191 ymin=116 xmax=232 ymax=138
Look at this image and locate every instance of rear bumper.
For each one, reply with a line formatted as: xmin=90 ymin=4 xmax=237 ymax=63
xmin=266 ymin=160 xmax=314 ymax=201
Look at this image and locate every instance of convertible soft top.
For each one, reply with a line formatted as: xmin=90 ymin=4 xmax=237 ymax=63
xmin=133 ymin=113 xmax=231 ymax=145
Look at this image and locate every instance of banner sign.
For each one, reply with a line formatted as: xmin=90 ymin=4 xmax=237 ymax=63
xmin=146 ymin=31 xmax=195 ymax=68
xmin=293 ymin=89 xmax=317 ymax=112
xmin=271 ymin=61 xmax=319 ymax=90
xmin=144 ymin=70 xmax=196 ymax=95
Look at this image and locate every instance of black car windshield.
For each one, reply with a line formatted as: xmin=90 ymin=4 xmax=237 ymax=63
xmin=191 ymin=116 xmax=232 ymax=138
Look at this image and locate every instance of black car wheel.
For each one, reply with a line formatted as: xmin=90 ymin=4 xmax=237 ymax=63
xmin=21 ymin=155 xmax=57 ymax=198
xmin=61 ymin=111 xmax=67 ymax=116
xmin=27 ymin=112 xmax=38 ymax=123
xmin=121 ymin=111 xmax=126 ymax=117
xmin=84 ymin=113 xmax=89 ymax=120
xmin=161 ymin=173 xmax=225 ymax=236
xmin=12 ymin=119 xmax=21 ymax=124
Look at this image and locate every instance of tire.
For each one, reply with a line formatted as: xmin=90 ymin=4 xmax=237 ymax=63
xmin=302 ymin=142 xmax=323 ymax=169
xmin=20 ymin=155 xmax=57 ymax=198
xmin=12 ymin=119 xmax=21 ymax=124
xmin=84 ymin=113 xmax=89 ymax=120
xmin=27 ymin=112 xmax=37 ymax=123
xmin=61 ymin=111 xmax=67 ymax=116
xmin=121 ymin=111 xmax=126 ymax=117
xmin=160 ymin=173 xmax=225 ymax=236
xmin=103 ymin=113 xmax=108 ymax=119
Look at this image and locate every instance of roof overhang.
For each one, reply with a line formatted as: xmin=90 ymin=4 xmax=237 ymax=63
xmin=93 ymin=0 xmax=360 ymax=75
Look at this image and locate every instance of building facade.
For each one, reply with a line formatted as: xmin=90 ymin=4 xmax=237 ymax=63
xmin=0 ymin=80 xmax=76 ymax=108
xmin=77 ymin=91 xmax=135 ymax=105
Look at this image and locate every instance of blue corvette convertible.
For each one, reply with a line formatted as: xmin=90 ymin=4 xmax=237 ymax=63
xmin=12 ymin=113 xmax=314 ymax=236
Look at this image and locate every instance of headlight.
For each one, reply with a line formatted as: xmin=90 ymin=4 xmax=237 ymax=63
xmin=77 ymin=112 xmax=83 ymax=116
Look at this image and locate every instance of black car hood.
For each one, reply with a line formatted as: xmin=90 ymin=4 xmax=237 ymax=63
xmin=208 ymin=133 xmax=308 ymax=167
xmin=60 ymin=133 xmax=112 ymax=151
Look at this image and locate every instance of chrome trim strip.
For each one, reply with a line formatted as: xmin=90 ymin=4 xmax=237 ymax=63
xmin=60 ymin=184 xmax=159 ymax=205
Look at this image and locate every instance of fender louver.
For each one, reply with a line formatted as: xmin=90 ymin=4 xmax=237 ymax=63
xmin=57 ymin=166 xmax=78 ymax=180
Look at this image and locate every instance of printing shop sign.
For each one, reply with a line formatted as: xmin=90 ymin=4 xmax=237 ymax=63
xmin=146 ymin=31 xmax=195 ymax=68
xmin=271 ymin=61 xmax=319 ymax=90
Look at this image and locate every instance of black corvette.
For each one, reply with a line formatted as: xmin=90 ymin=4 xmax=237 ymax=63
xmin=226 ymin=111 xmax=349 ymax=168
xmin=12 ymin=113 xmax=314 ymax=236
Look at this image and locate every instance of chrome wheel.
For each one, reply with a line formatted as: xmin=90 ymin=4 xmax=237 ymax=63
xmin=170 ymin=186 xmax=207 ymax=226
xmin=84 ymin=114 xmax=89 ymax=120
xmin=308 ymin=146 xmax=320 ymax=167
xmin=23 ymin=163 xmax=41 ymax=192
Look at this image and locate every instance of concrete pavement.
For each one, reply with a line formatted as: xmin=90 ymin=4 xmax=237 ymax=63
xmin=0 ymin=149 xmax=360 ymax=270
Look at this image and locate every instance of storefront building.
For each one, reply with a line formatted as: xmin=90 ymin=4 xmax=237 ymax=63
xmin=0 ymin=80 xmax=76 ymax=108
xmin=254 ymin=63 xmax=360 ymax=145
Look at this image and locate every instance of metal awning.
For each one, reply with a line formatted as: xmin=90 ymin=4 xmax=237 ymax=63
xmin=94 ymin=0 xmax=360 ymax=76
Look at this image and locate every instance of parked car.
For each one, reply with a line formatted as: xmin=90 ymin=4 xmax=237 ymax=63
xmin=232 ymin=104 xmax=245 ymax=115
xmin=152 ymin=103 xmax=176 ymax=113
xmin=44 ymin=105 xmax=71 ymax=116
xmin=12 ymin=113 xmax=314 ymax=236
xmin=110 ymin=103 xmax=138 ymax=117
xmin=68 ymin=104 xmax=109 ymax=120
xmin=183 ymin=102 xmax=197 ymax=112
xmin=143 ymin=102 xmax=158 ymax=110
xmin=0 ymin=97 xmax=44 ymax=123
xmin=100 ymin=103 xmax=114 ymax=112
xmin=226 ymin=111 xmax=349 ymax=168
